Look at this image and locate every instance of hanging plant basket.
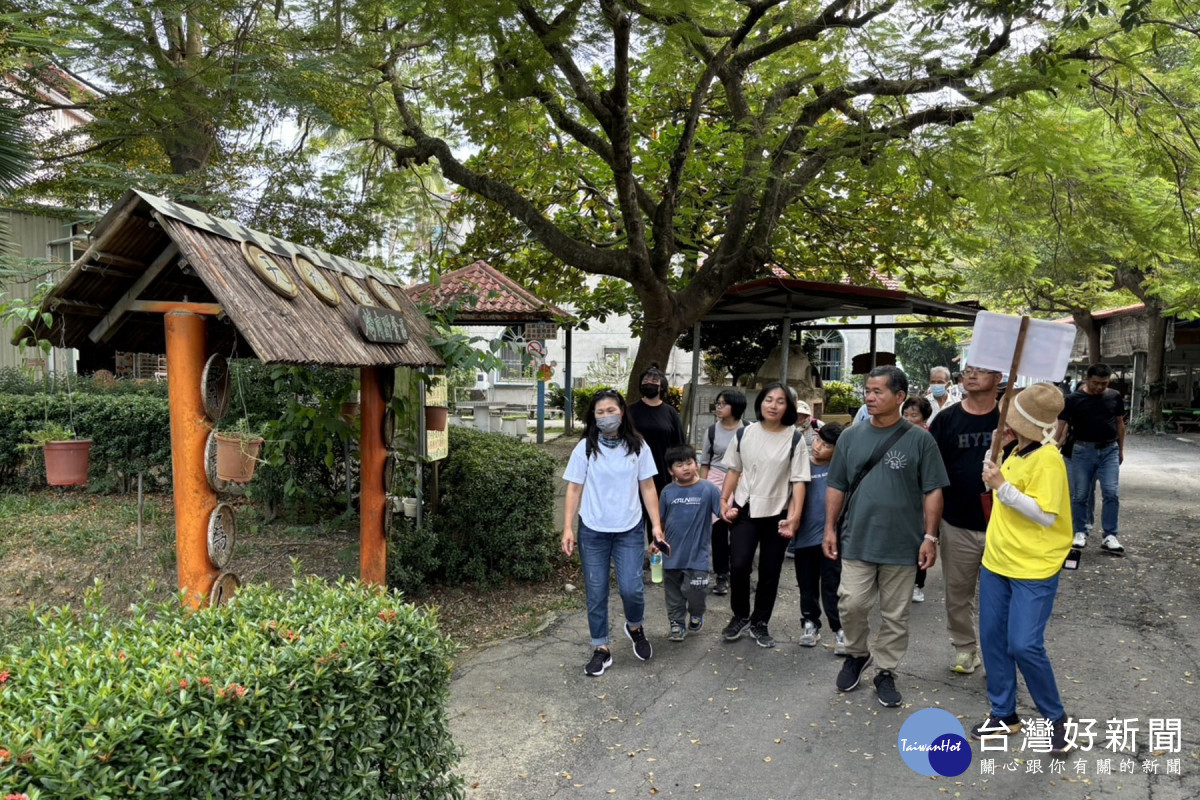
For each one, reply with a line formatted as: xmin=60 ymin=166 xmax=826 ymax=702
xmin=214 ymin=433 xmax=264 ymax=483
xmin=425 ymin=406 xmax=448 ymax=432
xmin=44 ymin=439 xmax=92 ymax=487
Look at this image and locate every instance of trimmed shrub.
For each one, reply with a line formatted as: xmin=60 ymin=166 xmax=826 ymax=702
xmin=822 ymin=380 xmax=860 ymax=414
xmin=571 ymin=384 xmax=613 ymax=415
xmin=0 ymin=393 xmax=171 ymax=490
xmin=0 ymin=579 xmax=463 ymax=800
xmin=414 ymin=427 xmax=557 ymax=588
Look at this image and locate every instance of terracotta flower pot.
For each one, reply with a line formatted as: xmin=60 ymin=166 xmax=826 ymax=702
xmin=425 ymin=406 xmax=448 ymax=432
xmin=215 ymin=433 xmax=264 ymax=483
xmin=44 ymin=439 xmax=92 ymax=486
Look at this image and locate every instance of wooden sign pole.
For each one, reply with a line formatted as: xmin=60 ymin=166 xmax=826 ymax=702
xmin=359 ymin=366 xmax=387 ymax=585
xmin=988 ymin=316 xmax=1031 ymax=465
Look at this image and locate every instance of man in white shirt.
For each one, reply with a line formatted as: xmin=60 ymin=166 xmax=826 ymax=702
xmin=926 ymin=366 xmax=959 ymax=423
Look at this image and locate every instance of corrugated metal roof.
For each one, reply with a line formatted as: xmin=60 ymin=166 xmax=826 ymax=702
xmin=13 ymin=190 xmax=442 ymax=369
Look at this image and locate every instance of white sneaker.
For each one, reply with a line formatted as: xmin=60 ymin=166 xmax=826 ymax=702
xmin=834 ymin=629 xmax=848 ymax=656
xmin=1101 ymin=534 xmax=1125 ymax=555
xmin=799 ymin=620 xmax=820 ymax=647
xmin=912 ymin=586 xmax=925 ymax=603
xmin=1072 ymin=532 xmax=1087 ymax=548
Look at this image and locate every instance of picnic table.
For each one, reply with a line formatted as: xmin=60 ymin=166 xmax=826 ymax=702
xmin=1163 ymin=407 xmax=1200 ymax=432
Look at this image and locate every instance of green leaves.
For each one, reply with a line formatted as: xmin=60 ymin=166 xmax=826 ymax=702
xmin=0 ymin=579 xmax=462 ymax=799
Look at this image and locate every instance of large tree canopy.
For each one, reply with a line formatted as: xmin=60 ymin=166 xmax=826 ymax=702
xmin=322 ymin=0 xmax=1172 ymax=393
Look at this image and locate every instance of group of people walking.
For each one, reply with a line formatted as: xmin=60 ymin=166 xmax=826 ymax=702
xmin=561 ymin=359 xmax=1129 ymax=758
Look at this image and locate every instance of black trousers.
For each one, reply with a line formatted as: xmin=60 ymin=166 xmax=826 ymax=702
xmin=729 ymin=504 xmax=789 ymax=625
xmin=793 ymin=544 xmax=842 ymax=631
xmin=711 ymin=517 xmax=731 ymax=576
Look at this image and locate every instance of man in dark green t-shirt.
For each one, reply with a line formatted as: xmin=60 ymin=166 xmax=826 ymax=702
xmin=822 ymin=366 xmax=949 ymax=708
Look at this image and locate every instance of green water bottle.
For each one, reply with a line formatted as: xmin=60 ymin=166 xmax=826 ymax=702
xmin=650 ymin=552 xmax=664 ymax=584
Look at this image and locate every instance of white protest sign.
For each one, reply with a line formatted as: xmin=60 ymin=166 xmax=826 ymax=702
xmin=968 ymin=311 xmax=1076 ymax=381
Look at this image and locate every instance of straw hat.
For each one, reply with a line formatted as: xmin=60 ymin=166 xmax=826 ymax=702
xmin=1008 ymin=383 xmax=1065 ymax=445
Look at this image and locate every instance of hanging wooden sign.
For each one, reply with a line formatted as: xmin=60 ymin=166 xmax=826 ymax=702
xmin=293 ymin=255 xmax=341 ymax=307
xmin=242 ymin=241 xmax=299 ymax=299
xmin=209 ymin=572 xmax=241 ymax=607
xmin=207 ymin=503 xmax=236 ymax=570
xmin=201 ymin=353 xmax=230 ymax=423
xmin=339 ymin=273 xmax=377 ymax=307
xmin=357 ymin=306 xmax=410 ymax=345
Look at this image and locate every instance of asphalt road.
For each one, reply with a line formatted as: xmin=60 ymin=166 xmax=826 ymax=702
xmin=448 ymin=432 xmax=1200 ymax=799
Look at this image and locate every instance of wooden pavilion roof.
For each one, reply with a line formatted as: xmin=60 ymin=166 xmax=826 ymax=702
xmin=14 ymin=190 xmax=442 ymax=368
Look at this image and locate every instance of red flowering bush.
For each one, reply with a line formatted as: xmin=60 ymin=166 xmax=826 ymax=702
xmin=0 ymin=580 xmax=460 ymax=799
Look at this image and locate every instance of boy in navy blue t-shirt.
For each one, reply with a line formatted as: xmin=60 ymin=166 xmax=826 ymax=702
xmin=793 ymin=423 xmax=846 ymax=654
xmin=656 ymin=445 xmax=722 ymax=641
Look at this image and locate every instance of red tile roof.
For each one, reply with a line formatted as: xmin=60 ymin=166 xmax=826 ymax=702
xmin=407 ymin=260 xmax=569 ymax=323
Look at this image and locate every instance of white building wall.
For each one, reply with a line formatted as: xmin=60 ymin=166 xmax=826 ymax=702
xmin=467 ymin=312 xmax=897 ymax=407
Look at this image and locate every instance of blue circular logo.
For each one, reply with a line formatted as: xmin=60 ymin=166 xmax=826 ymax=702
xmin=898 ymin=708 xmax=973 ymax=776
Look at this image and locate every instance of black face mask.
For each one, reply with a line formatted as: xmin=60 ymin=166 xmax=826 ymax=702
xmin=640 ymin=384 xmax=661 ymax=398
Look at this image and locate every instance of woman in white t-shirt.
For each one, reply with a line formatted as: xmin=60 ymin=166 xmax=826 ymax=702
xmin=719 ymin=383 xmax=811 ymax=648
xmin=562 ymin=389 xmax=663 ymax=677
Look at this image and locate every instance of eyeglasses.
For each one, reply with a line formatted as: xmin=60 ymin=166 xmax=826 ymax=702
xmin=714 ymin=402 xmax=729 ymax=408
xmin=964 ymin=367 xmax=1001 ymax=377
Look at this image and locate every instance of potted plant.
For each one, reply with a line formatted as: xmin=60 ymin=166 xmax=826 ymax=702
xmin=214 ymin=419 xmax=265 ymax=483
xmin=23 ymin=421 xmax=91 ymax=487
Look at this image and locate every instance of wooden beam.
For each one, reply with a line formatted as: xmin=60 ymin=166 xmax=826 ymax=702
xmin=93 ymin=251 xmax=145 ymax=269
xmin=129 ymin=300 xmax=222 ymax=316
xmin=81 ymin=263 xmax=140 ymax=279
xmin=88 ymin=242 xmax=180 ymax=343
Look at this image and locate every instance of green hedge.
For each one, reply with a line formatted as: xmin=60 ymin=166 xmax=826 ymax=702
xmin=0 ymin=393 xmax=171 ymax=490
xmin=0 ymin=579 xmax=463 ymax=800
xmin=822 ymin=380 xmax=860 ymax=414
xmin=391 ymin=427 xmax=557 ymax=593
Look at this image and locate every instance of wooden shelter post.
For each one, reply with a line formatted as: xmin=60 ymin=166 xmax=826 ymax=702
xmin=360 ymin=366 xmax=388 ymax=585
xmin=164 ymin=311 xmax=218 ymax=607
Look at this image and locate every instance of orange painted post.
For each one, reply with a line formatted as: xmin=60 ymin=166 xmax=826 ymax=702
xmin=164 ymin=312 xmax=219 ymax=606
xmin=360 ymin=366 xmax=388 ymax=585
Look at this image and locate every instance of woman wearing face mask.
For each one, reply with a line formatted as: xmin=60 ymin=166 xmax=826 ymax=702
xmin=562 ymin=389 xmax=663 ymax=677
xmin=719 ymin=382 xmax=812 ymax=648
xmin=626 ymin=364 xmax=686 ymax=537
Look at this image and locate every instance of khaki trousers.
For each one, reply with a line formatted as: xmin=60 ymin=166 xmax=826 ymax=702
xmin=939 ymin=520 xmax=986 ymax=653
xmin=838 ymin=559 xmax=917 ymax=671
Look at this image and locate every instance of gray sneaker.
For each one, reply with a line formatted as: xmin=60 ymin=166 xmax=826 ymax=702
xmin=667 ymin=621 xmax=686 ymax=642
xmin=799 ymin=620 xmax=820 ymax=647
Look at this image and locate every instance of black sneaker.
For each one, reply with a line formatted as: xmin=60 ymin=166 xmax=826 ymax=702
xmin=873 ymin=670 xmax=902 ymax=707
xmin=624 ymin=622 xmax=652 ymax=661
xmin=584 ymin=648 xmax=612 ymax=677
xmin=688 ymin=615 xmax=704 ymax=632
xmin=722 ymin=615 xmax=751 ymax=641
xmin=835 ymin=654 xmax=873 ymax=692
xmin=970 ymin=713 xmax=1023 ymax=739
xmin=749 ymin=621 xmax=776 ymax=648
xmin=1049 ymin=715 xmax=1076 ymax=755
xmin=712 ymin=574 xmax=729 ymax=595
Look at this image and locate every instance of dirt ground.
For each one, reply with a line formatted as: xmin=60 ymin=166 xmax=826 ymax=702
xmin=0 ymin=432 xmax=585 ymax=647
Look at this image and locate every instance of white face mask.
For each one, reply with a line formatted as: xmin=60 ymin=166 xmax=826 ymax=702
xmin=595 ymin=415 xmax=621 ymax=433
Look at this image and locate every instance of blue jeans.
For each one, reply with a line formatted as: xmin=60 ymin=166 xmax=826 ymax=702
xmin=578 ymin=522 xmax=646 ymax=647
xmin=978 ymin=567 xmax=1064 ymax=721
xmin=1068 ymin=442 xmax=1120 ymax=537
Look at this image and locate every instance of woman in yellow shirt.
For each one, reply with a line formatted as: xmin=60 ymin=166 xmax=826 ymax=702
xmin=973 ymin=383 xmax=1075 ymax=755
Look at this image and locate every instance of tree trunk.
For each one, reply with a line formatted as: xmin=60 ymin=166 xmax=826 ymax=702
xmin=1071 ymin=309 xmax=1102 ymax=364
xmin=625 ymin=287 xmax=716 ymax=400
xmin=1143 ymin=303 xmax=1168 ymax=424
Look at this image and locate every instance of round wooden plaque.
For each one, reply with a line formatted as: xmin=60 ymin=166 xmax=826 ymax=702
xmin=207 ymin=502 xmax=236 ymax=569
xmin=201 ymin=354 xmax=231 ymax=423
xmin=209 ymin=572 xmax=241 ymax=607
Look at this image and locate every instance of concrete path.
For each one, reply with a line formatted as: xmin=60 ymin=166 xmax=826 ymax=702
xmin=449 ymin=433 xmax=1200 ymax=799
